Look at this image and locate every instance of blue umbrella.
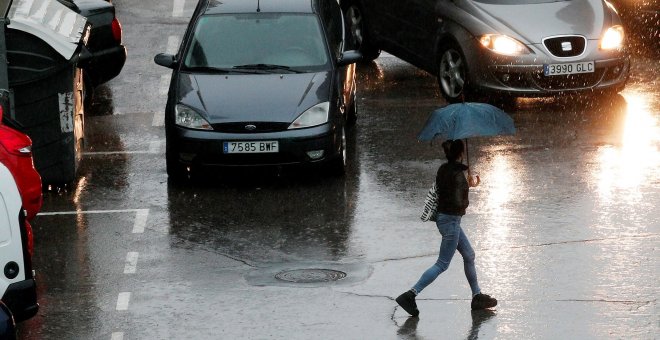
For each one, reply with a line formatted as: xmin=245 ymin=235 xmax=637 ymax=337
xmin=417 ymin=102 xmax=516 ymax=142
xmin=417 ymin=102 xmax=516 ymax=178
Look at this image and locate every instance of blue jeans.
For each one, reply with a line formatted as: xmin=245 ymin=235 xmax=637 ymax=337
xmin=412 ymin=214 xmax=481 ymax=296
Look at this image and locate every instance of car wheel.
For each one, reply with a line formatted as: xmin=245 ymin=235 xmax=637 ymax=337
xmin=345 ymin=4 xmax=380 ymax=61
xmin=328 ymin=124 xmax=347 ymax=176
xmin=82 ymin=74 xmax=95 ymax=111
xmin=166 ymin=144 xmax=189 ymax=183
xmin=346 ymin=93 xmax=358 ymax=127
xmin=438 ymin=44 xmax=470 ymax=103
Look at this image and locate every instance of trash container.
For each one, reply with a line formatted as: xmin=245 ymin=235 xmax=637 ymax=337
xmin=3 ymin=0 xmax=87 ymax=185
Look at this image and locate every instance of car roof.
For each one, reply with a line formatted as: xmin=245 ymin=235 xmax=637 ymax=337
xmin=203 ymin=0 xmax=316 ymax=15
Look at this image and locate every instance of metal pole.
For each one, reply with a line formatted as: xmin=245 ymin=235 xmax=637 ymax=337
xmin=0 ymin=0 xmax=11 ymax=90
xmin=0 ymin=0 xmax=13 ymax=121
xmin=465 ymin=138 xmax=470 ymax=171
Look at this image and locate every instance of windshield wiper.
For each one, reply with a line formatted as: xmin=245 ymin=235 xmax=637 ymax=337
xmin=232 ymin=64 xmax=303 ymax=73
xmin=184 ymin=66 xmax=232 ymax=73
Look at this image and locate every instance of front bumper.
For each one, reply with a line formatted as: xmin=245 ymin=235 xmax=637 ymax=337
xmin=2 ymin=278 xmax=38 ymax=323
xmin=169 ymin=123 xmax=342 ymax=168
xmin=482 ymin=58 xmax=630 ymax=95
xmin=463 ymin=39 xmax=631 ymax=96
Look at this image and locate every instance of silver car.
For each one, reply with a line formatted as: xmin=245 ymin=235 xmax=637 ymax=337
xmin=342 ymin=0 xmax=630 ymax=102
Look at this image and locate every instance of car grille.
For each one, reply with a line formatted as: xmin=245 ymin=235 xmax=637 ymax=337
xmin=211 ymin=122 xmax=290 ymax=133
xmin=543 ymin=36 xmax=586 ymax=57
xmin=533 ymin=70 xmax=605 ymax=90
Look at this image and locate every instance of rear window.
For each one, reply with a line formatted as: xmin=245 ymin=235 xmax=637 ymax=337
xmin=184 ymin=13 xmax=330 ymax=71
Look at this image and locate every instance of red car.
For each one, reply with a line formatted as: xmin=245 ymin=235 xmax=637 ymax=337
xmin=0 ymin=105 xmax=40 ymax=322
xmin=0 ymin=106 xmax=42 ymax=222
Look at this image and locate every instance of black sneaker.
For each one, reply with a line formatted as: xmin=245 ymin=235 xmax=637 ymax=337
xmin=396 ymin=290 xmax=420 ymax=316
xmin=471 ymin=293 xmax=497 ymax=310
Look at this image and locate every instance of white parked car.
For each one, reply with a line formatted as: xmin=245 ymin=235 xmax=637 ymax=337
xmin=0 ymin=163 xmax=38 ymax=322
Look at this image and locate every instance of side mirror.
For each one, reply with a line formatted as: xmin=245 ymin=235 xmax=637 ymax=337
xmin=337 ymin=50 xmax=363 ymax=66
xmin=154 ymin=53 xmax=177 ymax=69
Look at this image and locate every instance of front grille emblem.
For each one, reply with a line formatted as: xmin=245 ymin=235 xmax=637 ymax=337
xmin=561 ymin=41 xmax=572 ymax=51
xmin=245 ymin=124 xmax=257 ymax=131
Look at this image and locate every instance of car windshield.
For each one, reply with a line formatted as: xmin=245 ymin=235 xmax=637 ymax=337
xmin=183 ymin=13 xmax=329 ymax=72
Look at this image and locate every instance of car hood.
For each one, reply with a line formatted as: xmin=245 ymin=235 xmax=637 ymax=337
xmin=467 ymin=0 xmax=611 ymax=43
xmin=177 ymin=71 xmax=331 ymax=124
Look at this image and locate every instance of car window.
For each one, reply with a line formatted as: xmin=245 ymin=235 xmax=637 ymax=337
xmin=321 ymin=0 xmax=343 ymax=59
xmin=183 ymin=13 xmax=330 ymax=71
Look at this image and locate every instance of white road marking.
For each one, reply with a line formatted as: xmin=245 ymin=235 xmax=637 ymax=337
xmin=38 ymin=209 xmax=149 ymax=216
xmin=116 ymin=292 xmax=131 ymax=311
xmin=37 ymin=208 xmax=150 ymax=233
xmin=152 ymin=110 xmax=165 ymax=127
xmin=159 ymin=74 xmax=170 ymax=95
xmin=166 ymin=35 xmax=180 ymax=54
xmin=132 ymin=209 xmax=149 ymax=234
xmin=149 ymin=140 xmax=162 ymax=153
xmin=124 ymin=252 xmax=139 ymax=274
xmin=172 ymin=0 xmax=185 ymax=17
xmin=111 ymin=332 xmax=124 ymax=340
xmin=83 ymin=150 xmax=159 ymax=156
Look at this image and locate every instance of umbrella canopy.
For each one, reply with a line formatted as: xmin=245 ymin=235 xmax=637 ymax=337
xmin=417 ymin=102 xmax=516 ymax=142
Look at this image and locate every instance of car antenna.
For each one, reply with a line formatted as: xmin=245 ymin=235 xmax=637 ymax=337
xmin=257 ymin=0 xmax=261 ymax=12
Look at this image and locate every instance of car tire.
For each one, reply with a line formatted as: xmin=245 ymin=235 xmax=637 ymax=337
xmin=437 ymin=43 xmax=471 ymax=103
xmin=346 ymin=94 xmax=358 ymax=127
xmin=166 ymin=144 xmax=189 ymax=183
xmin=328 ymin=124 xmax=347 ymax=176
xmin=82 ymin=74 xmax=95 ymax=111
xmin=344 ymin=4 xmax=380 ymax=61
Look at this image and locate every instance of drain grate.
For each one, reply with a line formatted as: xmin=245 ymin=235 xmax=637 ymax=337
xmin=275 ymin=269 xmax=347 ymax=283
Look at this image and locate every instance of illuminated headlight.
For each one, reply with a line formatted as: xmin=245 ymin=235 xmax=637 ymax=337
xmin=288 ymin=102 xmax=329 ymax=129
xmin=600 ymin=25 xmax=624 ymax=50
xmin=479 ymin=34 xmax=530 ymax=56
xmin=175 ymin=104 xmax=212 ymax=130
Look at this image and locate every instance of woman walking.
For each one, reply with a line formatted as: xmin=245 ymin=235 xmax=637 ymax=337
xmin=396 ymin=139 xmax=497 ymax=316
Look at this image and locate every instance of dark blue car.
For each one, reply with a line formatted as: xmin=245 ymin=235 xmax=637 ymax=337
xmin=155 ymin=0 xmax=362 ymax=181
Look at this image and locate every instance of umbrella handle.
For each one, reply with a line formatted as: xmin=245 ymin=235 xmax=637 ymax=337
xmin=465 ymin=139 xmax=470 ymax=174
xmin=465 ymin=139 xmax=481 ymax=187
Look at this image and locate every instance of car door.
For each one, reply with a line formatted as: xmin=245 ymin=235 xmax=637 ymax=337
xmin=388 ymin=0 xmax=439 ymax=69
xmin=0 ymin=164 xmax=27 ymax=301
xmin=322 ymin=0 xmax=351 ymax=117
xmin=357 ymin=0 xmax=397 ymax=44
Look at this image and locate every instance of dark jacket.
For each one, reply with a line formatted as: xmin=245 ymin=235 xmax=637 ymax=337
xmin=435 ymin=161 xmax=469 ymax=216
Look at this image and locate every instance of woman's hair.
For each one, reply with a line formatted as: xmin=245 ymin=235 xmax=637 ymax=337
xmin=442 ymin=139 xmax=464 ymax=161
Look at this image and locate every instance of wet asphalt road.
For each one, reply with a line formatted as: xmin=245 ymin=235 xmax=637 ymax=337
xmin=17 ymin=0 xmax=659 ymax=339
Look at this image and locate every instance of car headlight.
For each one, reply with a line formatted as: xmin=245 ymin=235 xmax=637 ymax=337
xmin=479 ymin=34 xmax=530 ymax=56
xmin=175 ymin=104 xmax=213 ymax=130
xmin=600 ymin=25 xmax=624 ymax=50
xmin=288 ymin=102 xmax=329 ymax=129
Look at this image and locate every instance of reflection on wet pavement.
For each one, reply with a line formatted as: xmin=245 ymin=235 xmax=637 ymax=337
xmin=353 ymin=54 xmax=658 ymax=338
xmin=20 ymin=47 xmax=658 ymax=340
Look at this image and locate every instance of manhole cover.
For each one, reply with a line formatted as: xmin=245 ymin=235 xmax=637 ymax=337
xmin=275 ymin=269 xmax=347 ymax=283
